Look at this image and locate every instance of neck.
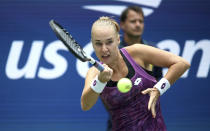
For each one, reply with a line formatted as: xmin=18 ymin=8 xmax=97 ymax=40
xmin=124 ymin=34 xmax=142 ymax=46
xmin=108 ymin=50 xmax=128 ymax=81
xmin=108 ymin=50 xmax=123 ymax=71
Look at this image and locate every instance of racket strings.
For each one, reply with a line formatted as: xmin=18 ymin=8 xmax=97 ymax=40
xmin=62 ymin=29 xmax=84 ymax=58
xmin=50 ymin=20 xmax=88 ymax=62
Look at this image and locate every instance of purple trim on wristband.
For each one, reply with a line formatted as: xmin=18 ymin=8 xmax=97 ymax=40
xmin=93 ymin=80 xmax=97 ymax=86
xmin=161 ymin=83 xmax=166 ymax=89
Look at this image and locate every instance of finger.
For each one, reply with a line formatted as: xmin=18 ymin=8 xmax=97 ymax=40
xmin=141 ymin=88 xmax=152 ymax=95
xmin=101 ymin=64 xmax=107 ymax=70
xmin=148 ymin=94 xmax=155 ymax=111
xmin=108 ymin=68 xmax=113 ymax=75
xmin=150 ymin=88 xmax=160 ymax=97
xmin=151 ymin=100 xmax=157 ymax=118
xmin=102 ymin=64 xmax=108 ymax=67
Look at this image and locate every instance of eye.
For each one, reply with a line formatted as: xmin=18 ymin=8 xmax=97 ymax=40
xmin=95 ymin=42 xmax=102 ymax=46
xmin=105 ymin=39 xmax=114 ymax=45
xmin=139 ymin=20 xmax=144 ymax=24
xmin=107 ymin=40 xmax=113 ymax=45
xmin=130 ymin=20 xmax=136 ymax=23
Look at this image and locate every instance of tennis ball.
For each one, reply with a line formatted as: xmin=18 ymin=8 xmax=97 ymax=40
xmin=117 ymin=78 xmax=132 ymax=93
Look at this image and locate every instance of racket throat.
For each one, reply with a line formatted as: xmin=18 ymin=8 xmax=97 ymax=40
xmin=88 ymin=57 xmax=96 ymax=64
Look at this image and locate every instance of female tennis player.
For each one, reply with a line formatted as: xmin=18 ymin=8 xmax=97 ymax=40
xmin=81 ymin=16 xmax=190 ymax=131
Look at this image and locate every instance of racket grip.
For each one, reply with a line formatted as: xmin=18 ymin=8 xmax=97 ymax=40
xmin=94 ymin=61 xmax=104 ymax=71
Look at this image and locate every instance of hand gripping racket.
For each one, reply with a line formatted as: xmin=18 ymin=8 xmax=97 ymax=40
xmin=49 ymin=20 xmax=104 ymax=71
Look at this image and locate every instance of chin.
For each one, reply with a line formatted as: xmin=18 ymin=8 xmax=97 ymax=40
xmin=101 ymin=59 xmax=111 ymax=65
xmin=133 ymin=32 xmax=142 ymax=37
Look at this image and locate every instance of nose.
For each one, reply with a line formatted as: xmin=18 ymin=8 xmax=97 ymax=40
xmin=135 ymin=21 xmax=141 ymax=27
xmin=102 ymin=44 xmax=108 ymax=52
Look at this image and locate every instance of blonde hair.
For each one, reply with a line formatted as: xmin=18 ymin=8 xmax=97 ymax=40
xmin=91 ymin=16 xmax=120 ymax=36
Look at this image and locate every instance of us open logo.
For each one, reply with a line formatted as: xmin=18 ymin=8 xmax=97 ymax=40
xmin=82 ymin=0 xmax=162 ymax=17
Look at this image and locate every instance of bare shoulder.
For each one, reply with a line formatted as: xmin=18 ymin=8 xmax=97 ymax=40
xmin=124 ymin=43 xmax=187 ymax=68
xmin=123 ymin=44 xmax=148 ymax=67
xmin=124 ymin=44 xmax=155 ymax=57
xmin=123 ymin=44 xmax=168 ymax=68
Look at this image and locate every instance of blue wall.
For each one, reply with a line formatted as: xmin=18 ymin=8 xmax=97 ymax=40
xmin=0 ymin=0 xmax=210 ymax=130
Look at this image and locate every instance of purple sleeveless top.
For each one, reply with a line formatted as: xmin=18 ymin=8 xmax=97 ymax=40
xmin=100 ymin=48 xmax=166 ymax=131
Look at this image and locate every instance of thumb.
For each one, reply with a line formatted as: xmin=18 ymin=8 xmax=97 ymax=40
xmin=141 ymin=88 xmax=152 ymax=95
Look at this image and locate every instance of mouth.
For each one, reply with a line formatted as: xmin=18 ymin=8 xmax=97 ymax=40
xmin=101 ymin=54 xmax=110 ymax=60
xmin=134 ymin=29 xmax=142 ymax=32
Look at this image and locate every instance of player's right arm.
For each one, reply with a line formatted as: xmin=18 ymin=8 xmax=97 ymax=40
xmin=81 ymin=65 xmax=112 ymax=111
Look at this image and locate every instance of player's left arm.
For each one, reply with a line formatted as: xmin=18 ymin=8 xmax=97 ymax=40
xmin=127 ymin=44 xmax=190 ymax=85
xmin=126 ymin=44 xmax=190 ymax=118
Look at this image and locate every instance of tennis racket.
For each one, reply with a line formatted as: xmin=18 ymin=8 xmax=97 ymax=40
xmin=49 ymin=20 xmax=104 ymax=71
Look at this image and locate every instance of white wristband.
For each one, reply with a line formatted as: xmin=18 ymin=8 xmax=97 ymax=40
xmin=90 ymin=75 xmax=107 ymax=94
xmin=154 ymin=78 xmax=171 ymax=95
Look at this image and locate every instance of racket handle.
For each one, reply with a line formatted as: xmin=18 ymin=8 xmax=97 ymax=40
xmin=94 ymin=61 xmax=104 ymax=71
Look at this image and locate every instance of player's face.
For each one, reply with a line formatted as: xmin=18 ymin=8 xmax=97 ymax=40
xmin=121 ymin=10 xmax=144 ymax=37
xmin=92 ymin=25 xmax=120 ymax=65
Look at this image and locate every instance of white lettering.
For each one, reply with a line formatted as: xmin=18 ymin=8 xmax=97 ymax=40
xmin=6 ymin=41 xmax=44 ymax=79
xmin=6 ymin=39 xmax=209 ymax=80
xmin=157 ymin=39 xmax=210 ymax=78
xmin=38 ymin=40 xmax=68 ymax=79
xmin=182 ymin=40 xmax=210 ymax=78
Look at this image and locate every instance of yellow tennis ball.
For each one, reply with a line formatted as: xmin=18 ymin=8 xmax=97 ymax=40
xmin=117 ymin=78 xmax=132 ymax=93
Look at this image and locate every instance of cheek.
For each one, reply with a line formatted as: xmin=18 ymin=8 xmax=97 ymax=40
xmin=94 ymin=48 xmax=101 ymax=55
xmin=129 ymin=24 xmax=136 ymax=30
xmin=141 ymin=24 xmax=144 ymax=29
xmin=124 ymin=23 xmax=132 ymax=29
xmin=111 ymin=45 xmax=118 ymax=54
xmin=94 ymin=50 xmax=101 ymax=59
xmin=93 ymin=46 xmax=100 ymax=54
xmin=127 ymin=23 xmax=133 ymax=28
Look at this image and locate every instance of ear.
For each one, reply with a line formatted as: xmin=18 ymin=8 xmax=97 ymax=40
xmin=117 ymin=34 xmax=120 ymax=45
